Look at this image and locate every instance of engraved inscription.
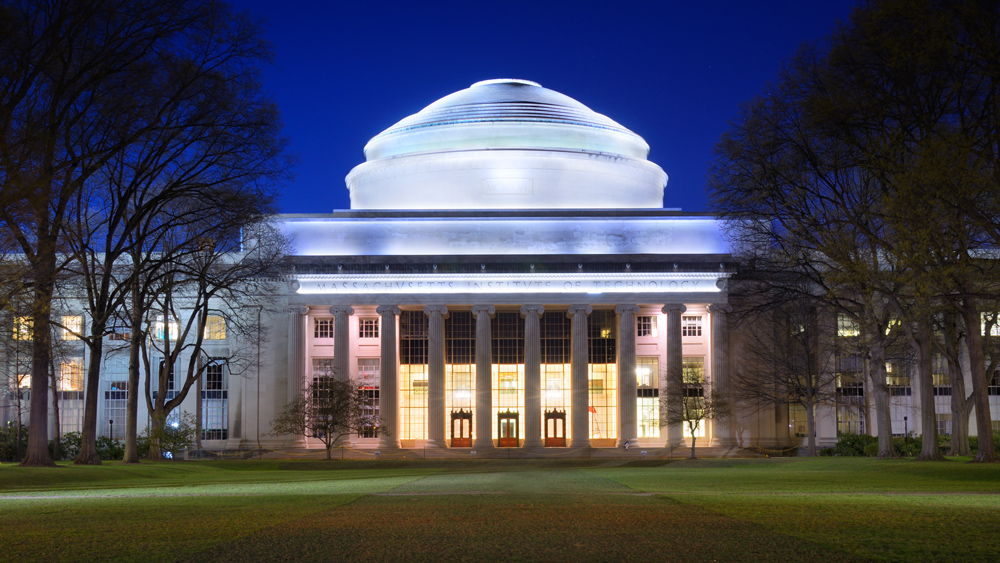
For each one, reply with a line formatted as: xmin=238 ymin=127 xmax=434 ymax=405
xmin=482 ymin=178 xmax=533 ymax=195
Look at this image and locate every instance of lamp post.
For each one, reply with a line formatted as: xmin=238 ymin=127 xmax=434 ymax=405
xmin=109 ymin=419 xmax=114 ymax=440
xmin=903 ymin=416 xmax=908 ymax=439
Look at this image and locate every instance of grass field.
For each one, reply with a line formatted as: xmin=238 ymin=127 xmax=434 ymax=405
xmin=2 ymin=457 xmax=999 ymax=562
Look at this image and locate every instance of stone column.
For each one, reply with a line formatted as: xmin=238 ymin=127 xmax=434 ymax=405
xmin=709 ymin=304 xmax=733 ymax=447
xmin=520 ymin=305 xmax=545 ymax=449
xmin=662 ymin=304 xmax=686 ymax=448
xmin=424 ymin=305 xmax=449 ymax=448
xmin=377 ymin=305 xmax=401 ymax=449
xmin=567 ymin=305 xmax=593 ymax=448
xmin=284 ymin=306 xmax=308 ymax=447
xmin=330 ymin=307 xmax=354 ymax=383
xmin=472 ymin=305 xmax=496 ymax=450
xmin=616 ymin=304 xmax=639 ymax=447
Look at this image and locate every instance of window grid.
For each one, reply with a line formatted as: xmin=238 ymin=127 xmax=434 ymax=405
xmin=358 ymin=317 xmax=379 ymax=339
xmin=201 ymin=362 xmax=228 ymax=440
xmin=681 ymin=316 xmax=702 ymax=337
xmin=358 ymin=358 xmax=380 ymax=438
xmin=636 ymin=316 xmax=657 ymax=338
xmin=62 ymin=315 xmax=82 ymax=340
xmin=204 ymin=315 xmax=226 ymax=340
xmin=314 ymin=318 xmax=333 ymax=339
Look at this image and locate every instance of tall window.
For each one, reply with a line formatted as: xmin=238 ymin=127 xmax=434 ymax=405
xmin=154 ymin=315 xmax=179 ymax=341
xmin=314 ymin=318 xmax=333 ymax=339
xmin=104 ymin=357 xmax=127 ymax=439
xmin=202 ymin=362 xmax=228 ymax=440
xmin=682 ymin=356 xmax=704 ymax=384
xmin=62 ymin=315 xmax=82 ymax=340
xmin=681 ymin=316 xmax=702 ymax=337
xmin=399 ymin=310 xmax=428 ymax=440
xmin=588 ymin=310 xmax=617 ymax=440
xmin=637 ymin=315 xmax=657 ymax=338
xmin=637 ymin=356 xmax=659 ymax=438
xmin=59 ymin=358 xmax=84 ymax=391
xmin=358 ymin=358 xmax=380 ymax=438
xmin=541 ymin=312 xmax=571 ymax=441
xmin=204 ymin=315 xmax=226 ymax=340
xmin=358 ymin=317 xmax=379 ymax=339
xmin=13 ymin=316 xmax=31 ymax=341
xmin=837 ymin=314 xmax=860 ymax=337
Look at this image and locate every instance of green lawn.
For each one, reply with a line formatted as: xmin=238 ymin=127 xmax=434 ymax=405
xmin=2 ymin=458 xmax=998 ymax=562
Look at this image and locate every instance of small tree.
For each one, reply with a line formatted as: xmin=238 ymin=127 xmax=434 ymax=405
xmin=662 ymin=386 xmax=729 ymax=460
xmin=270 ymin=378 xmax=383 ymax=460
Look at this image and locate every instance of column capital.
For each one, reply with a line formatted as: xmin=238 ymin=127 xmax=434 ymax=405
xmin=566 ymin=304 xmax=593 ymax=318
xmin=708 ymin=303 xmax=733 ymax=314
xmin=471 ymin=304 xmax=496 ymax=318
xmin=661 ymin=303 xmax=687 ymax=315
xmin=614 ymin=304 xmax=640 ymax=316
xmin=283 ymin=306 xmax=308 ymax=315
xmin=423 ymin=305 xmax=449 ymax=318
xmin=329 ymin=306 xmax=355 ymax=316
xmin=376 ymin=305 xmax=400 ymax=316
xmin=519 ymin=304 xmax=545 ymax=317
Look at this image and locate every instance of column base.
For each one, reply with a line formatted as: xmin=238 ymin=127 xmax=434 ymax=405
xmin=522 ymin=439 xmax=543 ymax=449
xmin=425 ymin=439 xmax=448 ymax=449
xmin=569 ymin=438 xmax=591 ymax=449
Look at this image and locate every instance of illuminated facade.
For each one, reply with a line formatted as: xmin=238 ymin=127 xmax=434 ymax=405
xmin=268 ymin=79 xmax=747 ymax=452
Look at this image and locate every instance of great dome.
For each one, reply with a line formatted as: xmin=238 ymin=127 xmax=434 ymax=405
xmin=346 ymin=79 xmax=668 ymax=210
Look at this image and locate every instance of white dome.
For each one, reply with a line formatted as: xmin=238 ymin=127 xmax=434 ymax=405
xmin=346 ymin=79 xmax=667 ymax=210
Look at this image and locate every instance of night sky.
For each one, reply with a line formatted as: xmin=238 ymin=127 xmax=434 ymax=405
xmin=233 ymin=1 xmax=857 ymax=214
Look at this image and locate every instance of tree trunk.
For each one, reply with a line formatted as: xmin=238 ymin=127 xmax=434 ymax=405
xmin=49 ymin=356 xmax=61 ymax=461
xmin=804 ymin=397 xmax=817 ymax=457
xmin=689 ymin=434 xmax=697 ymax=459
xmin=941 ymin=313 xmax=972 ymax=456
xmin=867 ymin=342 xmax=896 ymax=459
xmin=75 ymin=331 xmax=105 ymax=465
xmin=912 ymin=319 xmax=944 ymax=461
xmin=961 ymin=299 xmax=998 ymax=462
xmin=122 ymin=283 xmax=144 ymax=464
xmin=147 ymin=408 xmax=167 ymax=460
xmin=326 ymin=446 xmax=332 ymax=460
xmin=22 ymin=253 xmax=56 ymax=466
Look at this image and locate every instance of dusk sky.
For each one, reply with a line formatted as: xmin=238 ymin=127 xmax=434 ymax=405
xmin=233 ymin=1 xmax=857 ymax=214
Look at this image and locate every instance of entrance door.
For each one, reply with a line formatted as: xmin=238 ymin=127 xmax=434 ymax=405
xmin=497 ymin=410 xmax=519 ymax=447
xmin=451 ymin=409 xmax=472 ymax=447
xmin=544 ymin=409 xmax=566 ymax=447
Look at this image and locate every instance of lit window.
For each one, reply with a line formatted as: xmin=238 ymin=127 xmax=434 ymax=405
xmin=637 ymin=316 xmax=657 ymax=338
xmin=359 ymin=317 xmax=379 ymax=339
xmin=62 ymin=315 xmax=82 ymax=340
xmin=981 ymin=312 xmax=1000 ymax=337
xmin=314 ymin=318 xmax=333 ymax=338
xmin=59 ymin=358 xmax=84 ymax=391
xmin=681 ymin=316 xmax=702 ymax=337
xmin=358 ymin=358 xmax=380 ymax=388
xmin=204 ymin=315 xmax=226 ymax=340
xmin=109 ymin=324 xmax=131 ymax=341
xmin=13 ymin=316 xmax=31 ymax=341
xmin=837 ymin=314 xmax=860 ymax=337
xmin=154 ymin=316 xmax=180 ymax=340
xmin=636 ymin=356 xmax=659 ymax=388
xmin=682 ymin=357 xmax=704 ymax=384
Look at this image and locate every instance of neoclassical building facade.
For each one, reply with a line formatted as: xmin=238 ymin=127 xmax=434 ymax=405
xmin=268 ymin=78 xmax=747 ymax=452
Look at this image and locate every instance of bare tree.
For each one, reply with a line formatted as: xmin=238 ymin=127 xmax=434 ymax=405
xmin=270 ymin=378 xmax=384 ymax=460
xmin=661 ymin=386 xmax=729 ymax=460
xmin=730 ymin=300 xmax=839 ymax=457
xmin=0 ymin=0 xmax=290 ymax=466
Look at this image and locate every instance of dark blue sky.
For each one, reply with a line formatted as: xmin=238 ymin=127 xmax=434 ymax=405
xmin=233 ymin=1 xmax=856 ymax=214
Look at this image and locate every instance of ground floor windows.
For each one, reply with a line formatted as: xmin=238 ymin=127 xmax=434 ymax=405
xmin=400 ymin=364 xmax=427 ymax=440
xmin=358 ymin=358 xmax=380 ymax=438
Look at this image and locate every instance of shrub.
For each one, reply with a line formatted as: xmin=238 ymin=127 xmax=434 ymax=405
xmin=833 ymin=433 xmax=877 ymax=456
xmin=969 ymin=432 xmax=1000 ymax=456
xmin=96 ymin=436 xmax=125 ymax=460
xmin=893 ymin=436 xmax=921 ymax=457
xmin=0 ymin=422 xmax=28 ymax=461
xmin=50 ymin=431 xmax=82 ymax=460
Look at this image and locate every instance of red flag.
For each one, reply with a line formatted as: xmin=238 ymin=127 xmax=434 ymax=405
xmin=588 ymin=406 xmax=598 ymax=413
